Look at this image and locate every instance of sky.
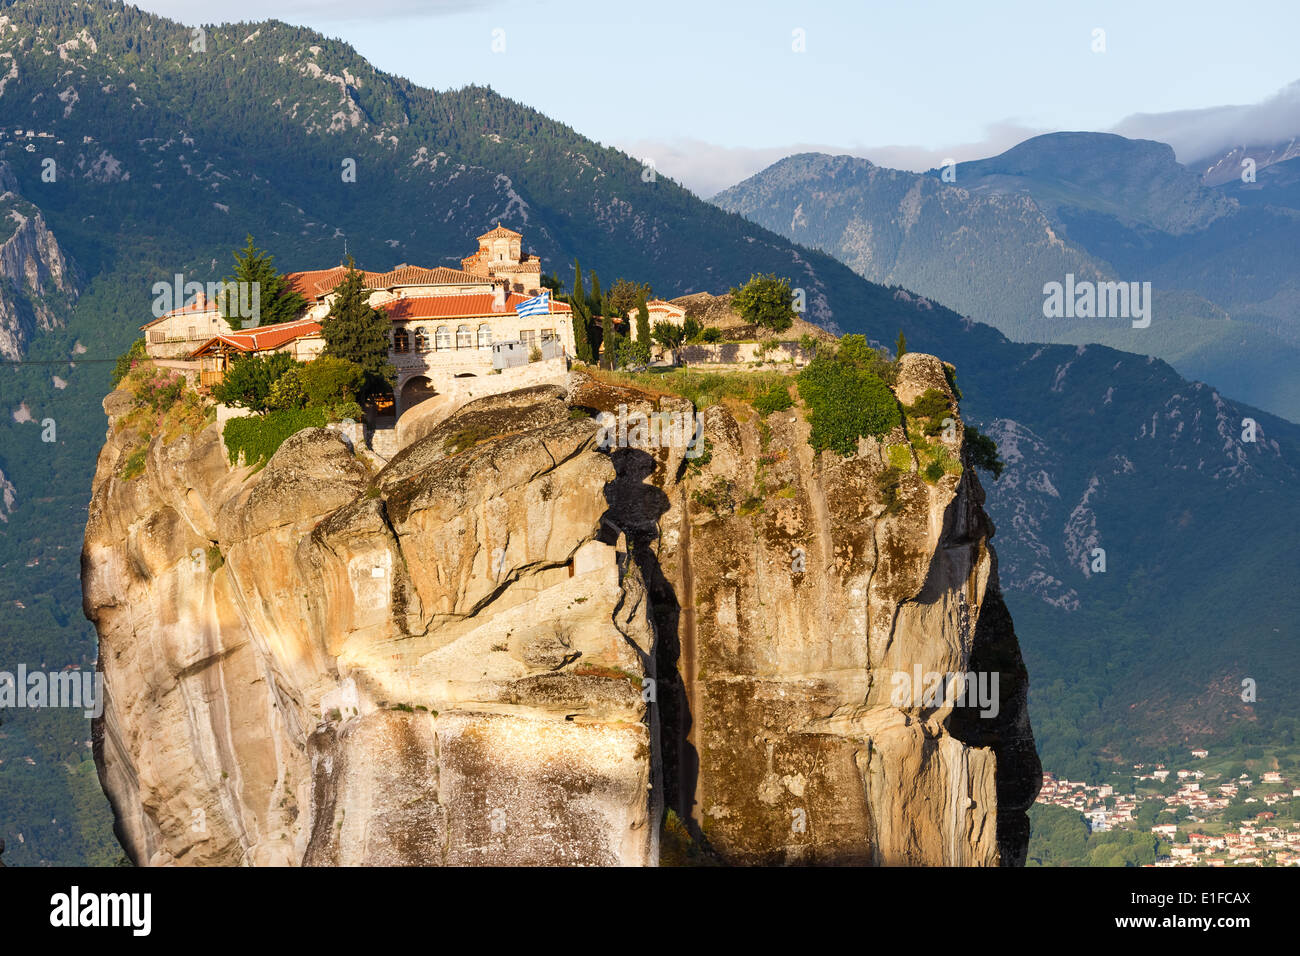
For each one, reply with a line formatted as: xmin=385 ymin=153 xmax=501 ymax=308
xmin=133 ymin=0 xmax=1300 ymax=196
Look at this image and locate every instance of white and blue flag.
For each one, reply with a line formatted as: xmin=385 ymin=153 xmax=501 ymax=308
xmin=514 ymin=290 xmax=550 ymax=316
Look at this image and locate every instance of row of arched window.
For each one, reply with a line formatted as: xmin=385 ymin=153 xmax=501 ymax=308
xmin=392 ymin=324 xmax=492 ymax=354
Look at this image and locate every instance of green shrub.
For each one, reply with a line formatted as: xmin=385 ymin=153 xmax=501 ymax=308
xmin=299 ymin=355 xmax=364 ymax=407
xmin=111 ymin=338 xmax=146 ymax=387
xmin=922 ymin=460 xmax=945 ymax=483
xmin=135 ymin=367 xmax=185 ymax=413
xmin=797 ymin=353 xmax=902 ymax=455
xmin=222 ymin=407 xmax=327 ymax=467
xmin=327 ymin=401 xmax=363 ymax=422
xmin=906 ymin=388 xmax=954 ymax=436
xmin=266 ymin=366 xmax=307 ymax=410
xmin=833 ymin=334 xmax=899 ymax=386
xmin=699 ymin=327 xmax=723 ymax=343
xmin=752 ymin=381 xmax=794 ymax=416
xmin=964 ymin=425 xmax=1004 ymax=479
xmin=943 ymin=363 xmax=964 ymax=401
xmin=213 ymin=352 xmax=296 ymax=412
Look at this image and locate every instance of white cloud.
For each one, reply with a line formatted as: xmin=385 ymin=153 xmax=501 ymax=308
xmin=1111 ymin=80 xmax=1300 ymax=163
xmin=631 ymin=80 xmax=1300 ymax=197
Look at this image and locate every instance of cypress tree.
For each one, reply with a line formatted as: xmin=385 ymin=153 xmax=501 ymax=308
xmin=896 ymin=330 xmax=908 ymax=359
xmin=320 ymin=261 xmax=396 ymax=400
xmin=631 ymin=297 xmax=647 ymax=348
xmin=589 ymin=271 xmax=603 ymax=316
xmin=601 ymin=312 xmax=615 ymax=368
xmin=570 ymin=260 xmax=594 ymax=363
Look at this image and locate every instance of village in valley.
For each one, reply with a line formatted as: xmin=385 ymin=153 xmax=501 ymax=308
xmin=1035 ymin=749 xmax=1300 ymax=866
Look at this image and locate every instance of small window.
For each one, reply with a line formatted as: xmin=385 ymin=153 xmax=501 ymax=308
xmin=393 ymin=328 xmax=409 ymax=353
xmin=540 ymin=329 xmax=555 ymax=342
xmin=456 ymin=325 xmax=472 ymax=349
xmin=435 ymin=325 xmax=451 ymax=350
xmin=477 ymin=325 xmax=492 ymax=348
xmin=520 ymin=330 xmax=536 ymax=346
xmin=414 ymin=327 xmax=427 ymax=352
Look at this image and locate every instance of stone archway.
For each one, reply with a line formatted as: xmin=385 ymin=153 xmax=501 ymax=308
xmin=399 ymin=375 xmax=438 ymax=414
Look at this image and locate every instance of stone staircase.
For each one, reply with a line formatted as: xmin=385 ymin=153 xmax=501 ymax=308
xmin=368 ymin=426 xmax=399 ymax=461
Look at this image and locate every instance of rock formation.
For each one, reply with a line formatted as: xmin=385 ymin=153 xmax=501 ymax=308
xmin=83 ymin=354 xmax=1039 ymax=866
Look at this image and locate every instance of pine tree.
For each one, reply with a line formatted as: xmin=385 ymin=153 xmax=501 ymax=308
xmin=320 ymin=261 xmax=396 ymax=400
xmin=222 ymin=235 xmax=307 ymax=329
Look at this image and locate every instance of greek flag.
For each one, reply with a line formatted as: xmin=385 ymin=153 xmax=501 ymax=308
xmin=514 ymin=290 xmax=550 ymax=316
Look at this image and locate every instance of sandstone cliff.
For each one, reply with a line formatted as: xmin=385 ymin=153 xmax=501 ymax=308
xmin=83 ymin=354 xmax=1038 ymax=866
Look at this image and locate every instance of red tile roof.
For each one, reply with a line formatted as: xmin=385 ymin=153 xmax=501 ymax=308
xmin=284 ymin=265 xmax=495 ymax=300
xmin=189 ymin=319 xmax=322 ymax=357
xmin=382 ymin=293 xmax=572 ymax=321
xmin=376 ymin=265 xmax=488 ymax=287
xmin=283 ymin=266 xmax=359 ymax=300
xmin=477 ymin=223 xmax=522 ymax=240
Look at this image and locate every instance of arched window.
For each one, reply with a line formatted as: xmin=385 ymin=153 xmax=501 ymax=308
xmin=456 ymin=325 xmax=473 ymax=349
xmin=435 ymin=325 xmax=451 ymax=351
xmin=413 ymin=327 xmax=428 ymax=352
xmin=477 ymin=324 xmax=492 ymax=348
xmin=393 ymin=328 xmax=409 ymax=353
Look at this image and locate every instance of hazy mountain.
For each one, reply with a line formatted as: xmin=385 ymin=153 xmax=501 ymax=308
xmin=714 ymin=134 xmax=1300 ymax=422
xmin=0 ymin=0 xmax=1296 ymax=860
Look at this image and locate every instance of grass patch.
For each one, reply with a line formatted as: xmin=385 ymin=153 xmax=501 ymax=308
xmin=585 ymin=366 xmax=795 ymax=410
xmin=886 ymin=443 xmax=913 ymax=472
xmin=572 ymin=663 xmax=643 ymax=689
xmin=119 ymin=445 xmax=148 ymax=481
xmin=443 ymin=423 xmax=497 ymax=456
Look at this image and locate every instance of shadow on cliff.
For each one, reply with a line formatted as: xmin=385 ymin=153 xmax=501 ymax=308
xmin=598 ymin=445 xmax=714 ymax=854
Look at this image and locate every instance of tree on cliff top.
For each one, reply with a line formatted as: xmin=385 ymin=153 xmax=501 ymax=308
xmin=221 ymin=235 xmax=306 ymax=329
xmin=730 ymin=273 xmax=795 ymax=332
xmin=320 ymin=262 xmax=395 ymax=400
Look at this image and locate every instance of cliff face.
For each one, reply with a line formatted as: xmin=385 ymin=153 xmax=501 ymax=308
xmin=0 ymin=162 xmax=79 ymax=360
xmin=83 ymin=354 xmax=1039 ymax=866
